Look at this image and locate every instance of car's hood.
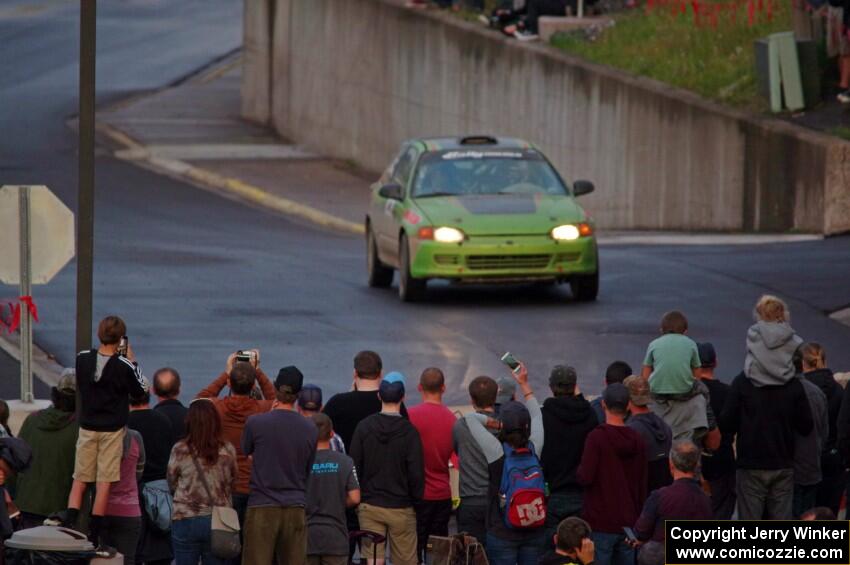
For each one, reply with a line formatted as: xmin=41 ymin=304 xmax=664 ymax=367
xmin=412 ymin=194 xmax=586 ymax=236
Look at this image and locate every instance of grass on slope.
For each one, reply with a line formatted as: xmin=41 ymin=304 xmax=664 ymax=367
xmin=550 ymin=2 xmax=792 ymax=108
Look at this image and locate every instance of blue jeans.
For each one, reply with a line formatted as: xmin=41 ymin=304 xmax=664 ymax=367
xmin=591 ymin=532 xmax=634 ymax=565
xmin=172 ymin=515 xmax=227 ymax=565
xmin=230 ymin=494 xmax=249 ymax=565
xmin=486 ymin=532 xmax=545 ymax=565
xmin=544 ymin=491 xmax=583 ymax=551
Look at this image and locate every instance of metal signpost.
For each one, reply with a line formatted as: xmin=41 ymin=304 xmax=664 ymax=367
xmin=77 ymin=0 xmax=96 ymax=355
xmin=18 ymin=188 xmax=33 ymax=402
xmin=0 ymin=185 xmax=76 ymax=403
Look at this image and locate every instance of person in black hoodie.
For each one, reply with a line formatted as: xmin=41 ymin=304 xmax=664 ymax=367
xmin=720 ymin=369 xmax=813 ymax=520
xmin=350 ymin=372 xmax=424 ymax=565
xmin=721 ymin=297 xmax=813 ymax=520
xmin=623 ymin=375 xmax=672 ymax=493
xmin=50 ymin=315 xmax=147 ymax=548
xmin=694 ymin=343 xmax=736 ymax=519
xmin=541 ymin=366 xmax=598 ymax=550
xmin=800 ymin=343 xmax=845 ymax=515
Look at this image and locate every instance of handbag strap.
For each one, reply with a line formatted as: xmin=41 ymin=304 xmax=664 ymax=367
xmin=190 ymin=454 xmax=217 ymax=508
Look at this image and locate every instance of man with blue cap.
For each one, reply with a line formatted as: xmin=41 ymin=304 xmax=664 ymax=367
xmin=349 ymin=372 xmax=425 ymax=565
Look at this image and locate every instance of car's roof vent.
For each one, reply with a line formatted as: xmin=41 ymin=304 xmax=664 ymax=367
xmin=459 ymin=135 xmax=498 ymax=146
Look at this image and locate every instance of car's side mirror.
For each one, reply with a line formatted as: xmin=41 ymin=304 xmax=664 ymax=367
xmin=379 ymin=183 xmax=403 ymax=201
xmin=573 ymin=180 xmax=595 ymax=197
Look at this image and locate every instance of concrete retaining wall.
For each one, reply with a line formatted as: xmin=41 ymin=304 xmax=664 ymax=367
xmin=244 ymin=0 xmax=850 ymax=233
xmin=241 ymin=0 xmax=273 ymax=124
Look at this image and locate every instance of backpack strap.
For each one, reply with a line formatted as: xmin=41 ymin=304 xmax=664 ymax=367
xmin=190 ymin=454 xmax=216 ymax=508
xmin=499 ymin=442 xmax=511 ymax=496
xmin=501 ymin=442 xmax=511 ymax=459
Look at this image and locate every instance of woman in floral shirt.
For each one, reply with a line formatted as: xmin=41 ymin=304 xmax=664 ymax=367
xmin=167 ymin=399 xmax=237 ymax=565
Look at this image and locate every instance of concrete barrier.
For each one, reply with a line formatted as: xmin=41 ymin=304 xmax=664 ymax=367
xmin=241 ymin=0 xmax=273 ymax=124
xmin=245 ymin=0 xmax=850 ymax=233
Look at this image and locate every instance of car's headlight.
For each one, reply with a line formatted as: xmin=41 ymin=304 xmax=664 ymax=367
xmin=551 ymin=225 xmax=580 ymax=241
xmin=551 ymin=223 xmax=593 ymax=240
xmin=433 ymin=227 xmax=466 ymax=243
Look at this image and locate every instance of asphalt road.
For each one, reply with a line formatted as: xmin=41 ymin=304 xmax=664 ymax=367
xmin=2 ymin=0 xmax=849 ymax=405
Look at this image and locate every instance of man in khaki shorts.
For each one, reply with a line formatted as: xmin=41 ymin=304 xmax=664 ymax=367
xmin=49 ymin=316 xmax=147 ymax=548
xmin=349 ymin=373 xmax=424 ymax=565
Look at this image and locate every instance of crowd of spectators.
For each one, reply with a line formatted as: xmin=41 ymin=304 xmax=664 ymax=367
xmin=408 ymin=0 xmax=589 ymax=41
xmin=0 ymin=294 xmax=847 ymax=565
xmin=415 ymin=0 xmax=850 ymax=110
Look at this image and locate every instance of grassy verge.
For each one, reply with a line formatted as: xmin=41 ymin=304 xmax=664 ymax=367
xmin=549 ymin=3 xmax=791 ymax=108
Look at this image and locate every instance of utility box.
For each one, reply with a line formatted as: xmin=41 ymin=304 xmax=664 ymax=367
xmin=754 ymin=32 xmax=807 ymax=112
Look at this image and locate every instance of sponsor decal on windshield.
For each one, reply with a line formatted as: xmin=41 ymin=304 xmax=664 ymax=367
xmin=441 ymin=150 xmax=524 ymax=160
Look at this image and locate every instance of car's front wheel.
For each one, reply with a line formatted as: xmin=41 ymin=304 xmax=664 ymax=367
xmin=398 ymin=234 xmax=426 ymax=302
xmin=366 ymin=226 xmax=393 ymax=288
xmin=570 ymin=270 xmax=599 ymax=301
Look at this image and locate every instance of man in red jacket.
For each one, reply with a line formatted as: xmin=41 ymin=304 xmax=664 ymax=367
xmin=196 ymin=353 xmax=275 ymax=555
xmin=576 ymin=383 xmax=647 ymax=565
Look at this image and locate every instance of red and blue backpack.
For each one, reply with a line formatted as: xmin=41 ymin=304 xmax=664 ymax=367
xmin=498 ymin=442 xmax=547 ymax=530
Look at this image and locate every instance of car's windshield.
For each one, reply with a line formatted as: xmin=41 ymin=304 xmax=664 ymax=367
xmin=412 ymin=149 xmax=568 ymax=198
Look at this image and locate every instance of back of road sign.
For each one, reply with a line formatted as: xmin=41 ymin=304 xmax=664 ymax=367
xmin=0 ymin=185 xmax=75 ymax=285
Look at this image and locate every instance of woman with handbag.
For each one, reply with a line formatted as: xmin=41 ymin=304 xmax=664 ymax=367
xmin=167 ymin=399 xmax=238 ymax=565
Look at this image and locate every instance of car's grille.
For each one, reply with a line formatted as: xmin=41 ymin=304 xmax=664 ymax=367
xmin=554 ymin=252 xmax=581 ymax=263
xmin=466 ymin=254 xmax=552 ymax=270
xmin=434 ymin=254 xmax=461 ymax=265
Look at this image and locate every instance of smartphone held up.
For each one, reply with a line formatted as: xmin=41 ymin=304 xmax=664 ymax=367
xmin=117 ymin=336 xmax=129 ymax=357
xmin=235 ymin=349 xmax=259 ymax=366
xmin=500 ymin=352 xmax=522 ymax=374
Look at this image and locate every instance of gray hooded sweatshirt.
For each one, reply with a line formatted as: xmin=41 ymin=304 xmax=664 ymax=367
xmin=744 ymin=321 xmax=803 ymax=387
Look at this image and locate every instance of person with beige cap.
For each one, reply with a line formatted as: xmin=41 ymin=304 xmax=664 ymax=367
xmin=623 ymin=375 xmax=672 ymax=493
xmin=14 ymin=369 xmax=79 ymax=528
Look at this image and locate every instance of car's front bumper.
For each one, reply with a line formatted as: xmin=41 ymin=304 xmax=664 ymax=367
xmin=409 ymin=234 xmax=597 ymax=281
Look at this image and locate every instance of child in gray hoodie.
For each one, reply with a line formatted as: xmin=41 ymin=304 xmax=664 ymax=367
xmin=745 ymin=295 xmax=803 ymax=387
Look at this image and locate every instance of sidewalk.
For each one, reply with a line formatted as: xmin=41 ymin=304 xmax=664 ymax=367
xmin=95 ymin=52 xmax=823 ymax=246
xmin=787 ymin=96 xmax=850 ymax=139
xmin=96 ymin=53 xmax=371 ymax=234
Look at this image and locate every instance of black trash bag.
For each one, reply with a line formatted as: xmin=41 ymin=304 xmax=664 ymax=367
xmin=4 ymin=548 xmax=95 ymax=565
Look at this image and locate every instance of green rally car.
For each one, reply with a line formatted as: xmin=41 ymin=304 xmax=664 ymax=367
xmin=365 ymin=136 xmax=599 ymax=302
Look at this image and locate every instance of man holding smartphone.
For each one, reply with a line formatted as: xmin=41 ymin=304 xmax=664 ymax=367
xmin=51 ymin=316 xmax=148 ymax=550
xmin=196 ymin=350 xmax=276 ymax=551
xmin=461 ymin=361 xmax=547 ymax=564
